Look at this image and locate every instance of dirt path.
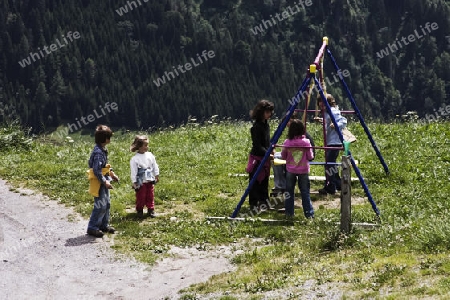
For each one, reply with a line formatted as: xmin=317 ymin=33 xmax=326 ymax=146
xmin=0 ymin=179 xmax=235 ymax=300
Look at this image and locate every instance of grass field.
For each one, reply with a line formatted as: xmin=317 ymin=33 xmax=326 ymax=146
xmin=1 ymin=118 xmax=450 ymax=299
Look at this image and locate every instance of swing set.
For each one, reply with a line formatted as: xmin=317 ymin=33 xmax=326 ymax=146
xmin=231 ymin=37 xmax=389 ymax=219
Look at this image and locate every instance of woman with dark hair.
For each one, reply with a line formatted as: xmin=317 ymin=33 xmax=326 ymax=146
xmin=245 ymin=100 xmax=275 ymax=212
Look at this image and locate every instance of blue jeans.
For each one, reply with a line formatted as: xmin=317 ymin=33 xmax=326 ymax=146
xmin=87 ymin=185 xmax=110 ymax=231
xmin=285 ymin=172 xmax=314 ymax=218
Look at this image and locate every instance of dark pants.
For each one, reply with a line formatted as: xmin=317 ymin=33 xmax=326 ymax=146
xmin=324 ymin=147 xmax=341 ymax=192
xmin=249 ymin=169 xmax=269 ymax=208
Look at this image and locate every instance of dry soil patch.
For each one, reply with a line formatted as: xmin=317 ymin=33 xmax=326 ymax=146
xmin=0 ymin=179 xmax=235 ymax=300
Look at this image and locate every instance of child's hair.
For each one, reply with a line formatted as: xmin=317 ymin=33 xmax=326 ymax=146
xmin=94 ymin=125 xmax=113 ymax=144
xmin=130 ymin=135 xmax=148 ymax=152
xmin=250 ymin=99 xmax=274 ymax=121
xmin=316 ymin=93 xmax=336 ymax=107
xmin=287 ymin=119 xmax=306 ymax=140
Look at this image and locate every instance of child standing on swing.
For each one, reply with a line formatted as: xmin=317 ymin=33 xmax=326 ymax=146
xmin=130 ymin=135 xmax=160 ymax=218
xmin=281 ymin=119 xmax=315 ymax=218
xmin=315 ymin=94 xmax=347 ymax=195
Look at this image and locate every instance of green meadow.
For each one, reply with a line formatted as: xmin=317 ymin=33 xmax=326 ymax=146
xmin=1 ymin=118 xmax=450 ymax=299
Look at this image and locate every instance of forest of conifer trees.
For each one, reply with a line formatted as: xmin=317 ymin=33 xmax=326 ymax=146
xmin=0 ymin=0 xmax=449 ymax=132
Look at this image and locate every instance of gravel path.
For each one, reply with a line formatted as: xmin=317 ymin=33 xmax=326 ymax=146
xmin=0 ymin=179 xmax=235 ymax=300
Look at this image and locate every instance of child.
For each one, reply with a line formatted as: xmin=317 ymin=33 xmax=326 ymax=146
xmin=130 ymin=135 xmax=160 ymax=218
xmin=281 ymin=119 xmax=314 ymax=218
xmin=87 ymin=125 xmax=119 ymax=238
xmin=272 ymin=112 xmax=316 ymax=193
xmin=246 ymin=99 xmax=274 ymax=212
xmin=315 ymin=94 xmax=347 ymax=195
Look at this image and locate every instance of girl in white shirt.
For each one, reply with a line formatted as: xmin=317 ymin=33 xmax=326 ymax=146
xmin=130 ymin=135 xmax=160 ymax=218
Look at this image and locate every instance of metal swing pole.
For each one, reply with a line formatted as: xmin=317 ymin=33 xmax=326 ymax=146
xmin=315 ymin=76 xmax=380 ymax=216
xmin=325 ymin=48 xmax=390 ymax=175
xmin=231 ymin=76 xmax=312 ymax=218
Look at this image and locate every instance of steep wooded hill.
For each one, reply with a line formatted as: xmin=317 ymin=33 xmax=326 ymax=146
xmin=0 ymin=0 xmax=449 ymax=131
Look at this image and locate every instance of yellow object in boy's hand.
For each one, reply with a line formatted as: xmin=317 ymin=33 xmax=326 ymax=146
xmin=86 ymin=164 xmax=114 ymax=197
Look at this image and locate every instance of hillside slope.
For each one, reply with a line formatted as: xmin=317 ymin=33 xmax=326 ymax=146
xmin=0 ymin=0 xmax=449 ymax=131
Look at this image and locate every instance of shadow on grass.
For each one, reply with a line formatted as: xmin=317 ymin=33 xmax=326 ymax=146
xmin=118 ymin=212 xmax=156 ymax=221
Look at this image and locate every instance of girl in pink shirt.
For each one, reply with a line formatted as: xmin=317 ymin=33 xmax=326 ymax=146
xmin=281 ymin=119 xmax=314 ymax=218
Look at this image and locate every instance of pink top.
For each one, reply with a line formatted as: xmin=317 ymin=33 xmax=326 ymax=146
xmin=281 ymin=135 xmax=314 ymax=174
